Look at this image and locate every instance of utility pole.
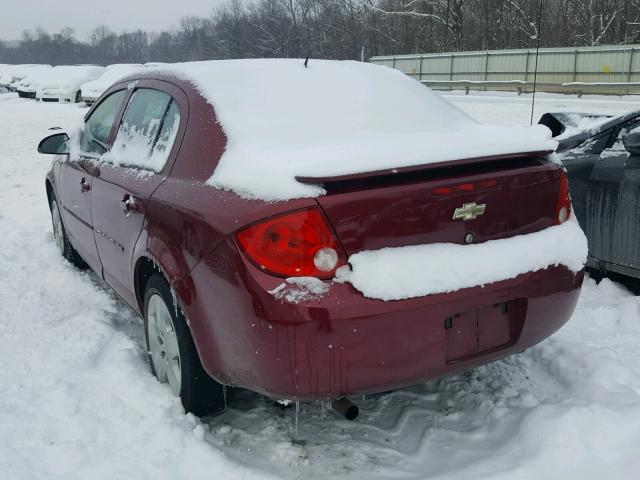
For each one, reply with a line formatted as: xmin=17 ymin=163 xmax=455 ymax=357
xmin=445 ymin=0 xmax=451 ymax=52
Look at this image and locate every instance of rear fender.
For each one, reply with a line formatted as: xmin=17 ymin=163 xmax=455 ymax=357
xmin=133 ymin=228 xmax=232 ymax=384
xmin=132 ymin=227 xmax=196 ymax=313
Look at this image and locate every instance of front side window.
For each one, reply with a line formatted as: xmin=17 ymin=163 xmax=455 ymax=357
xmin=106 ymin=88 xmax=180 ymax=172
xmin=79 ymin=90 xmax=126 ymax=156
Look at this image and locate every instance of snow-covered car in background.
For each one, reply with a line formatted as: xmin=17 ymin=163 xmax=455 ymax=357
xmin=540 ymin=110 xmax=640 ymax=282
xmin=36 ymin=65 xmax=105 ymax=103
xmin=16 ymin=65 xmax=53 ymax=99
xmin=80 ymin=64 xmax=145 ymax=105
xmin=0 ymin=64 xmax=22 ymax=90
xmin=39 ymin=59 xmax=587 ymax=418
xmin=0 ymin=65 xmax=9 ymax=93
xmin=0 ymin=64 xmax=49 ymax=91
xmin=0 ymin=64 xmax=10 ymax=90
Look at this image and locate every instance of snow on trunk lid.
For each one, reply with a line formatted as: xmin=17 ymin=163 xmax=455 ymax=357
xmin=335 ymin=217 xmax=587 ymax=301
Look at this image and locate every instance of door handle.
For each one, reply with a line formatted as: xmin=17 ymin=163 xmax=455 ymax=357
xmin=121 ymin=194 xmax=139 ymax=216
xmin=80 ymin=177 xmax=91 ymax=192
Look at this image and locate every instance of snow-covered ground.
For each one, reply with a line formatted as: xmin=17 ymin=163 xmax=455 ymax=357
xmin=1 ymin=90 xmax=640 ymax=479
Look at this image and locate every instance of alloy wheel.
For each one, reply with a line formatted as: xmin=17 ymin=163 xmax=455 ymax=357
xmin=147 ymin=293 xmax=182 ymax=396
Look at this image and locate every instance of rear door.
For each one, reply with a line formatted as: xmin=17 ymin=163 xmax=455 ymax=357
xmin=561 ymin=129 xmax=614 ymax=229
xmin=58 ymin=89 xmax=127 ymax=273
xmin=91 ymin=82 xmax=185 ymax=307
xmin=586 ymin=120 xmax=640 ymax=272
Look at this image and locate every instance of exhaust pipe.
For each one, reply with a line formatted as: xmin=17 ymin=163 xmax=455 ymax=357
xmin=331 ymin=398 xmax=359 ymax=421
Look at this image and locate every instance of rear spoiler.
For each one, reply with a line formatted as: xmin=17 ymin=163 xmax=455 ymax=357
xmin=296 ymin=151 xmax=552 ymax=187
xmin=538 ymin=112 xmax=612 ymax=138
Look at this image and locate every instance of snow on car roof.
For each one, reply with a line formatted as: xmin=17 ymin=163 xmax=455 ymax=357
xmin=81 ymin=64 xmax=146 ymax=96
xmin=38 ymin=65 xmax=105 ymax=90
xmin=17 ymin=66 xmax=53 ymax=85
xmin=151 ymin=59 xmax=557 ymax=201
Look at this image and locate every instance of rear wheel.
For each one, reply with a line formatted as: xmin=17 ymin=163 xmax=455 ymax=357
xmin=143 ymin=274 xmax=226 ymax=416
xmin=49 ymin=196 xmax=87 ymax=268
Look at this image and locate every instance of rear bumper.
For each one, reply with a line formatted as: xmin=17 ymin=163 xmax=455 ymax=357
xmin=188 ymin=244 xmax=583 ymax=400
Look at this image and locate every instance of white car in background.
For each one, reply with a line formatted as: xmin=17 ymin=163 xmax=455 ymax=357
xmin=80 ymin=64 xmax=145 ymax=105
xmin=16 ymin=66 xmax=54 ymax=99
xmin=36 ymin=65 xmax=105 ymax=103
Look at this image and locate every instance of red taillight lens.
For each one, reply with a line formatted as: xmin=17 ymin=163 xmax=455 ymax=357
xmin=554 ymin=170 xmax=572 ymax=225
xmin=235 ymin=207 xmax=347 ymax=278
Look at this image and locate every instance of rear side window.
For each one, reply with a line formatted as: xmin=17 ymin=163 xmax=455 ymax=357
xmin=106 ymin=88 xmax=180 ymax=173
xmin=151 ymin=101 xmax=180 ymax=162
xmin=79 ymin=90 xmax=126 ymax=156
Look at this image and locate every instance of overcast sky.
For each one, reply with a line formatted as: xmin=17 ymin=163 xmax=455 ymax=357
xmin=1 ymin=0 xmax=226 ymax=41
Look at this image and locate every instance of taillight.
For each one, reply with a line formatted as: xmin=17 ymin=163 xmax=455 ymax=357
xmin=235 ymin=207 xmax=347 ymax=278
xmin=554 ymin=169 xmax=572 ymax=225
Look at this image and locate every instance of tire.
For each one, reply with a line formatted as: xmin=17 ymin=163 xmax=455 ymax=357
xmin=143 ymin=274 xmax=226 ymax=416
xmin=49 ymin=196 xmax=87 ymax=268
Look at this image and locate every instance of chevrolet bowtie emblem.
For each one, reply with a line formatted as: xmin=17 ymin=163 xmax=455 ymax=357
xmin=453 ymin=202 xmax=486 ymax=221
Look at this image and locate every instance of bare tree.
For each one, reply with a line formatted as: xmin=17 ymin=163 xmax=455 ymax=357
xmin=3 ymin=0 xmax=640 ymax=65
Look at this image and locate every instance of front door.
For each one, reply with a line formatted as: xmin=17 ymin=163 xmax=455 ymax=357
xmin=58 ymin=89 xmax=127 ymax=273
xmin=58 ymin=159 xmax=100 ymax=272
xmin=91 ymin=87 xmax=183 ymax=307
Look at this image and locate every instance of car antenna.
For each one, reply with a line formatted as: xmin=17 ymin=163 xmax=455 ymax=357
xmin=530 ymin=0 xmax=544 ymax=126
xmin=304 ymin=55 xmax=310 ymax=68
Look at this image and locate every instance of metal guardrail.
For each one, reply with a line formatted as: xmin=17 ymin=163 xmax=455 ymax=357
xmin=373 ymin=45 xmax=640 ymax=96
xmin=420 ymin=79 xmax=640 ymax=97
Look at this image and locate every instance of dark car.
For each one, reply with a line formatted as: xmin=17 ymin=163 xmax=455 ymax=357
xmin=39 ymin=60 xmax=584 ymax=418
xmin=540 ymin=111 xmax=640 ymax=280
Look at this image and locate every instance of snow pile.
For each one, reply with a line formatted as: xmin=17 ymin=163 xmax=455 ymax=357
xmin=338 ymin=218 xmax=587 ymax=301
xmin=151 ymin=59 xmax=557 ymax=201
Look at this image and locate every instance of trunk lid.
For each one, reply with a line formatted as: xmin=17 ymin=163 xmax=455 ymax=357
xmin=306 ymin=154 xmax=561 ymax=255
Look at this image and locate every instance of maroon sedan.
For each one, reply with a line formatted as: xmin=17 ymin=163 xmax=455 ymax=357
xmin=40 ymin=60 xmax=585 ymax=417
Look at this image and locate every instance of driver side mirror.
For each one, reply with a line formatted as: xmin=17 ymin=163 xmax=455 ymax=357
xmin=38 ymin=132 xmax=69 ymax=155
xmin=623 ymin=130 xmax=640 ymax=156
